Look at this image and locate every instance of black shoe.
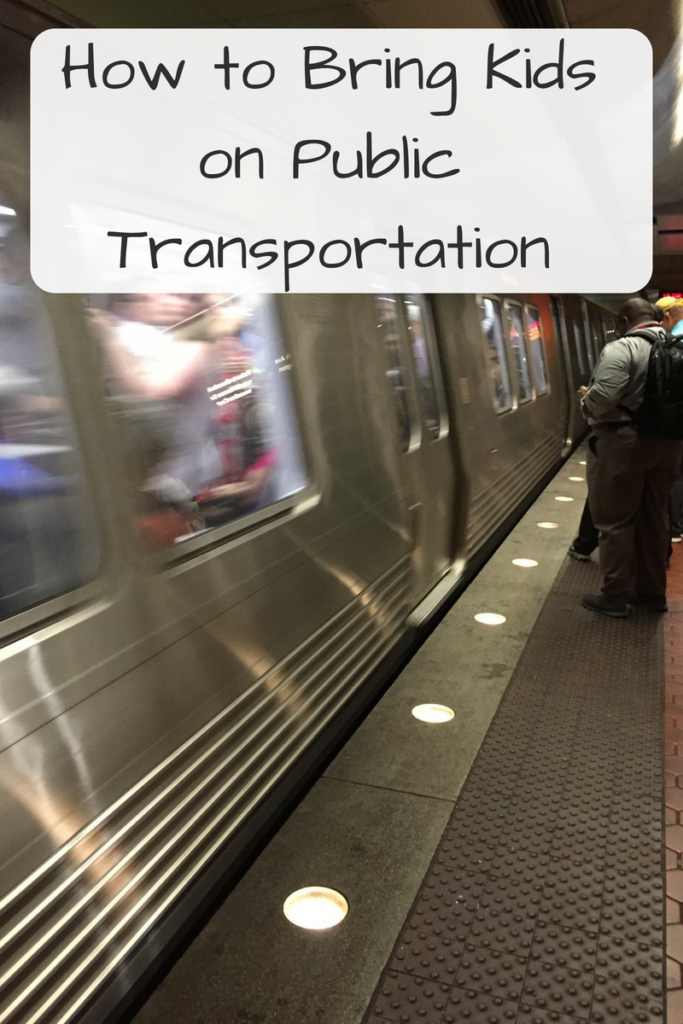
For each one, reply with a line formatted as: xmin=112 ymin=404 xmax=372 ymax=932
xmin=569 ymin=542 xmax=594 ymax=561
xmin=582 ymin=593 xmax=629 ymax=618
xmin=629 ymin=594 xmax=668 ymax=613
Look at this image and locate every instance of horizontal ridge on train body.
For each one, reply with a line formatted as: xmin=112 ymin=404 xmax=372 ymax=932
xmin=0 ymin=559 xmax=409 ymax=1024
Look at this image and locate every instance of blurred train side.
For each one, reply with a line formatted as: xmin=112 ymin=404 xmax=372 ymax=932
xmin=0 ymin=5 xmax=616 ymax=1024
xmin=433 ymin=292 xmax=611 ymax=558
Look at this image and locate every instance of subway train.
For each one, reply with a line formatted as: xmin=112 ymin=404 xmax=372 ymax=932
xmin=0 ymin=4 xmax=620 ymax=1024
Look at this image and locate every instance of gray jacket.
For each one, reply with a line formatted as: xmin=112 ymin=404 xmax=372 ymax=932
xmin=580 ymin=324 xmax=664 ymax=428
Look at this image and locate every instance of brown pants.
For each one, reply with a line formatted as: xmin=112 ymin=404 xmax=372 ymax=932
xmin=587 ymin=428 xmax=683 ymax=599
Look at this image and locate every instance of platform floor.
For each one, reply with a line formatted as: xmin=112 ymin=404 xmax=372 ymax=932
xmin=131 ymin=453 xmax=673 ymax=1024
xmin=665 ymin=548 xmax=683 ymax=1020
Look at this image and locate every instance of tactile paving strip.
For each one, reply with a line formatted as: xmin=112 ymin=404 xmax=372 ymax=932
xmin=364 ymin=558 xmax=665 ymax=1024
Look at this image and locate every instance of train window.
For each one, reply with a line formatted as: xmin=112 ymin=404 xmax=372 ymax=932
xmin=403 ymin=295 xmax=447 ymax=440
xmin=524 ymin=305 xmax=548 ymax=395
xmin=90 ymin=294 xmax=308 ymax=550
xmin=592 ymin=324 xmax=602 ymax=363
xmin=505 ymin=301 xmax=533 ymax=402
xmin=376 ymin=295 xmax=415 ymax=452
xmin=0 ymin=206 xmax=99 ymax=620
xmin=602 ymin=318 xmax=616 ymax=345
xmin=549 ymin=297 xmax=568 ymax=367
xmin=478 ymin=296 xmax=513 ymax=413
xmin=572 ymin=321 xmax=586 ymax=376
xmin=581 ymin=299 xmax=595 ymax=369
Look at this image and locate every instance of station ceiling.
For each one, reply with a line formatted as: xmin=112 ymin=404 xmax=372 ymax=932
xmin=44 ymin=0 xmax=676 ymax=63
xmin=39 ymin=0 xmax=683 ymax=287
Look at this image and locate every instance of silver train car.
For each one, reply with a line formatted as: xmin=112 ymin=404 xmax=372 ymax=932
xmin=0 ymin=4 xmax=616 ymax=1023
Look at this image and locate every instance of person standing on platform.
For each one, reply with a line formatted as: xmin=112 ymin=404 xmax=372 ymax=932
xmin=655 ymin=297 xmax=683 ymax=544
xmin=580 ymin=298 xmax=683 ymax=617
xmin=568 ymin=498 xmax=599 ymax=560
xmin=655 ymin=296 xmax=683 ymax=335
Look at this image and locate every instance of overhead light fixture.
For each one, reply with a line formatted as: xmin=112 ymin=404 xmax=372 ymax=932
xmin=512 ymin=559 xmax=538 ymax=567
xmin=283 ymin=887 xmax=348 ymax=930
xmin=568 ymin=477 xmax=584 ymax=482
xmin=537 ymin=522 xmax=559 ymax=529
xmin=579 ymin=460 xmax=587 ymax=466
xmin=474 ymin=612 xmax=506 ymax=625
xmin=412 ymin=703 xmax=455 ymax=723
xmin=555 ymin=496 xmax=573 ymax=502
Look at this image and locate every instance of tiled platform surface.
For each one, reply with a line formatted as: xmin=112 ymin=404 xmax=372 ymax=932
xmin=665 ymin=544 xmax=683 ymax=1022
xmin=364 ymin=556 xmax=666 ymax=1024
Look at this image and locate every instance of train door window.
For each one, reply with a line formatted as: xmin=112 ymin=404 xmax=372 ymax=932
xmin=524 ymin=304 xmax=548 ymax=395
xmin=504 ymin=300 xmax=533 ymax=402
xmin=581 ymin=299 xmax=595 ymax=369
xmin=572 ymin=321 xmax=586 ymax=376
xmin=90 ymin=294 xmax=308 ymax=550
xmin=602 ymin=317 xmax=615 ymax=345
xmin=478 ymin=296 xmax=513 ymax=413
xmin=549 ymin=296 xmax=567 ymax=357
xmin=376 ymin=295 xmax=416 ymax=452
xmin=0 ymin=203 xmax=99 ymax=621
xmin=403 ymin=295 xmax=447 ymax=440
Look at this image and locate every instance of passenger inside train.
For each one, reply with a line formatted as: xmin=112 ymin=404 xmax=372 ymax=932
xmin=89 ymin=291 xmax=308 ymax=548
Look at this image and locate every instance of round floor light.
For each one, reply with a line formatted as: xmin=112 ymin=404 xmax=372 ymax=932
xmin=512 ymin=558 xmax=538 ymax=567
xmin=475 ymin=612 xmax=506 ymax=625
xmin=568 ymin=476 xmax=584 ymax=482
xmin=537 ymin=522 xmax=559 ymax=529
xmin=412 ymin=703 xmax=455 ymax=723
xmin=283 ymin=887 xmax=348 ymax=930
xmin=555 ymin=496 xmax=574 ymax=502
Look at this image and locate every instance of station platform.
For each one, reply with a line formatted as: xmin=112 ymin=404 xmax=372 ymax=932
xmin=129 ymin=451 xmax=674 ymax=1024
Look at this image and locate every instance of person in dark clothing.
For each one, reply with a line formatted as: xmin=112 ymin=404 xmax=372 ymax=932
xmin=655 ymin=300 xmax=683 ymax=544
xmin=672 ymin=472 xmax=683 ymax=543
xmin=568 ymin=498 xmax=599 ymax=560
xmin=580 ymin=298 xmax=683 ymax=617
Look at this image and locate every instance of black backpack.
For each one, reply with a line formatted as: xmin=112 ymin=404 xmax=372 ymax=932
xmin=633 ymin=334 xmax=683 ymax=438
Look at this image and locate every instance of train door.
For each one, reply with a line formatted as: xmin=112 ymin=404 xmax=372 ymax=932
xmin=375 ymin=294 xmax=455 ymax=606
xmin=549 ymin=296 xmax=575 ymax=445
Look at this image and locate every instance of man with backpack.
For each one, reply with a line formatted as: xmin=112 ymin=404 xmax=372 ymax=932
xmin=655 ymin=297 xmax=683 ymax=544
xmin=580 ymin=297 xmax=683 ymax=618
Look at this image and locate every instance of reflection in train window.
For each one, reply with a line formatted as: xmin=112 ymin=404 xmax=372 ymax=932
xmin=505 ymin=301 xmax=533 ymax=402
xmin=573 ymin=321 xmax=586 ymax=376
xmin=525 ymin=305 xmax=548 ymax=395
xmin=90 ymin=294 xmax=308 ymax=549
xmin=404 ymin=295 xmax=446 ymax=440
xmin=0 ymin=205 xmax=99 ymax=620
xmin=376 ymin=295 xmax=413 ymax=452
xmin=478 ymin=296 xmax=512 ymax=413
